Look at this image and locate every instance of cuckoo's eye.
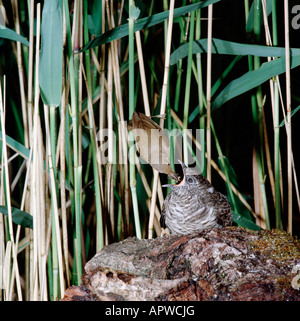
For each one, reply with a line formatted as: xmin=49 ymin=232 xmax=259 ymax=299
xmin=186 ymin=176 xmax=195 ymax=184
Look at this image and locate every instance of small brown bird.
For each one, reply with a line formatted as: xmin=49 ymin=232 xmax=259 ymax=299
xmin=128 ymin=111 xmax=180 ymax=182
xmin=160 ymin=161 xmax=233 ymax=235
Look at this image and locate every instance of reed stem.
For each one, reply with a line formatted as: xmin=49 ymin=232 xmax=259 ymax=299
xmin=206 ymin=4 xmax=213 ymax=181
xmin=129 ymin=0 xmax=141 ymax=239
xmin=183 ymin=10 xmax=195 ymax=164
xmin=148 ymin=0 xmax=175 ymax=239
xmin=284 ymin=0 xmax=293 ymax=233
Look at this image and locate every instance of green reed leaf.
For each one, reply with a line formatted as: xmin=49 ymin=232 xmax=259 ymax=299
xmin=170 ymin=38 xmax=300 ymax=65
xmin=0 ymin=131 xmax=30 ymax=159
xmin=232 ymin=211 xmax=261 ymax=231
xmin=213 ymin=55 xmax=300 ymax=109
xmin=39 ymin=0 xmax=63 ymax=107
xmin=81 ymin=0 xmax=221 ymax=52
xmin=0 ymin=205 xmax=33 ymax=229
xmin=279 ymin=104 xmax=300 ymax=127
xmin=0 ymin=24 xmax=29 ymax=46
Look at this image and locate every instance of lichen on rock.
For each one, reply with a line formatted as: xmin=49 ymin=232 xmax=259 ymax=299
xmin=62 ymin=227 xmax=300 ymax=301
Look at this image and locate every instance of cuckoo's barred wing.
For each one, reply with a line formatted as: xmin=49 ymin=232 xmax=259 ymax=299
xmin=215 ymin=192 xmax=233 ymax=226
xmin=160 ymin=202 xmax=167 ymax=229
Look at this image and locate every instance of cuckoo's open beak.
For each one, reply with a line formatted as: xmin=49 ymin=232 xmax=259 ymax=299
xmin=162 ymin=160 xmax=187 ymax=187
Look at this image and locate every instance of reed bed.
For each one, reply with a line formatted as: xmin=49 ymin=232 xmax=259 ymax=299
xmin=0 ymin=0 xmax=299 ymax=300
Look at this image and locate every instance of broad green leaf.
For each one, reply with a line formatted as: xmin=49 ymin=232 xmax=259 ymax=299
xmin=232 ymin=211 xmax=261 ymax=231
xmin=170 ymin=38 xmax=300 ymax=65
xmin=170 ymin=38 xmax=300 ymax=111
xmin=39 ymin=0 xmax=63 ymax=107
xmin=213 ymin=55 xmax=300 ymax=109
xmin=0 ymin=131 xmax=30 ymax=159
xmin=0 ymin=24 xmax=29 ymax=46
xmin=279 ymin=104 xmax=300 ymax=127
xmin=0 ymin=205 xmax=33 ymax=229
xmin=81 ymin=0 xmax=221 ymax=52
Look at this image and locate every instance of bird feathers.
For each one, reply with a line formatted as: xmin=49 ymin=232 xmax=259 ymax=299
xmin=161 ymin=167 xmax=233 ymax=235
xmin=128 ymin=112 xmax=179 ymax=182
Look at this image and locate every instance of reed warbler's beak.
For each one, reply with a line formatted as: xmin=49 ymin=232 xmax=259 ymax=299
xmin=162 ymin=160 xmax=187 ymax=187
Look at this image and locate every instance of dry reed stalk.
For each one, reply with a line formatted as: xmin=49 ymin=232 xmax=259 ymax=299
xmin=94 ymin=0 xmax=106 ymax=249
xmin=81 ymin=58 xmax=106 ymax=244
xmin=117 ymin=0 xmax=125 ymax=26
xmin=252 ymin=147 xmax=266 ymax=228
xmin=147 ymin=137 xmax=159 ymax=239
xmin=107 ymin=54 xmax=114 ymax=165
xmin=72 ymin=0 xmax=79 ymax=49
xmin=3 ymin=241 xmax=11 ymax=300
xmin=274 ymin=80 xmax=300 ymax=213
xmin=11 ymin=159 xmax=27 ymax=192
xmin=135 ymin=154 xmax=161 ymax=236
xmin=31 ymin=97 xmax=39 ymax=301
xmin=135 ymin=22 xmax=160 ymax=232
xmin=284 ymin=0 xmax=293 ymax=233
xmin=117 ymin=114 xmax=130 ymax=238
xmin=106 ymin=48 xmax=114 ymax=241
xmin=35 ymin=7 xmax=45 ymax=300
xmin=261 ymin=0 xmax=272 ymax=46
xmin=106 ymin=0 xmax=130 ymax=237
xmin=206 ymin=4 xmax=213 ymax=181
xmin=98 ymin=62 xmax=106 ymax=203
xmin=0 ymin=77 xmax=23 ymax=300
xmin=38 ymin=122 xmax=47 ymax=301
xmin=261 ymin=0 xmax=295 ymax=229
xmin=136 ymin=30 xmax=150 ymax=116
xmin=16 ymin=146 xmax=32 ymax=300
xmin=148 ymin=0 xmax=175 ymax=239
xmin=29 ymin=4 xmax=42 ymax=300
xmin=262 ymin=108 xmax=276 ymax=205
xmin=261 ymin=0 xmax=276 ymax=207
xmin=23 ymin=6 xmax=49 ymax=300
xmin=128 ymin=0 xmax=141 ymax=238
xmin=27 ymin=0 xmax=35 ymax=141
xmin=60 ymin=49 xmax=69 ymax=288
xmin=42 ymin=197 xmax=52 ymax=301
xmin=90 ymin=49 xmax=102 ymax=75
xmin=262 ymin=0 xmax=299 ymax=228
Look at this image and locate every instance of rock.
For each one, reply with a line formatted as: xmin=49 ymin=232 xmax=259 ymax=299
xmin=62 ymin=227 xmax=300 ymax=301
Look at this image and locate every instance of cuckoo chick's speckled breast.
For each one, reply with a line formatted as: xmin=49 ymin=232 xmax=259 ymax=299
xmin=160 ymin=161 xmax=233 ymax=235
